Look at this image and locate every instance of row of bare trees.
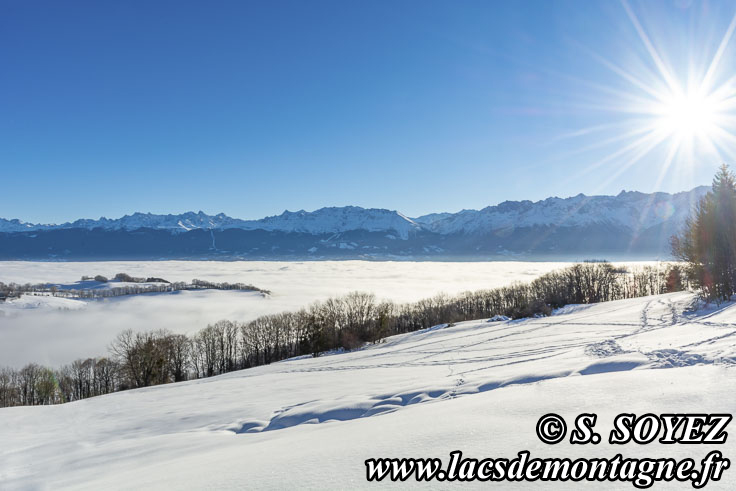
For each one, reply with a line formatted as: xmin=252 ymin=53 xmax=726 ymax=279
xmin=0 ymin=358 xmax=121 ymax=407
xmin=0 ymin=262 xmax=687 ymax=408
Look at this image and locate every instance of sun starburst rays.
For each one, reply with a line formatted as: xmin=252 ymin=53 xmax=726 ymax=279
xmin=547 ymin=2 xmax=736 ymax=248
xmin=564 ymin=1 xmax=736 ymax=191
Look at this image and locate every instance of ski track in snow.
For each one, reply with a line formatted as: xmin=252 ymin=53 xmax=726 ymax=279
xmin=2 ymin=291 xmax=736 ymax=489
xmin=213 ymin=293 xmax=735 ymax=435
xmin=228 ymin=293 xmax=735 ymax=435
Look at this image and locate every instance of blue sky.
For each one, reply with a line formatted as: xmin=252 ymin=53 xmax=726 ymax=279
xmin=2 ymin=0 xmax=736 ymax=223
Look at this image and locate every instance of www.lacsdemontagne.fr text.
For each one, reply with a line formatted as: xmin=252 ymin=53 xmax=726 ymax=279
xmin=366 ymin=450 xmax=728 ymax=488
xmin=365 ymin=413 xmax=732 ymax=488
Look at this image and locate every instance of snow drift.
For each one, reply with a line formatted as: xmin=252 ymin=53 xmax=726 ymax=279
xmin=1 ymin=292 xmax=734 ymax=489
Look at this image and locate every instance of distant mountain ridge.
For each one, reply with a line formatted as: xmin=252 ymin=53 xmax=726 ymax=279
xmin=416 ymin=188 xmax=705 ymax=235
xmin=0 ymin=207 xmax=422 ymax=239
xmin=0 ymin=186 xmax=709 ymax=260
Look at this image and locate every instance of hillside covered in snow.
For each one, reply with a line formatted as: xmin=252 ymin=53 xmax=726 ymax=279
xmin=1 ymin=291 xmax=734 ymax=488
xmin=0 ymin=187 xmax=708 ymax=260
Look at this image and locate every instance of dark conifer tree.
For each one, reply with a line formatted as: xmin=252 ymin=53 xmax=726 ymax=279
xmin=672 ymin=164 xmax=736 ymax=301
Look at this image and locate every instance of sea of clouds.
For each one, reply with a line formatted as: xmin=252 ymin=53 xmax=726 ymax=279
xmin=0 ymin=260 xmax=656 ymax=367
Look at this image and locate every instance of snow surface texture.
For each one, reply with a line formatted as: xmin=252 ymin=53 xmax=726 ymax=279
xmin=1 ymin=292 xmax=734 ymax=489
xmin=0 ymin=187 xmax=707 ymax=237
xmin=0 ymin=261 xmax=657 ymax=367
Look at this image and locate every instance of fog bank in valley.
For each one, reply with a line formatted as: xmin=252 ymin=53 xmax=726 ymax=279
xmin=0 ymin=260 xmax=653 ymax=367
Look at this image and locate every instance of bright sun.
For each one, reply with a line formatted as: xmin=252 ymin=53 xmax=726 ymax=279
xmin=567 ymin=1 xmax=736 ymax=189
xmin=654 ymin=89 xmax=720 ymax=143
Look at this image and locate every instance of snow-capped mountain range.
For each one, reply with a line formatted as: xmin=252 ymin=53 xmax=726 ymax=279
xmin=0 ymin=187 xmax=709 ymax=260
xmin=0 ymin=207 xmax=422 ymax=239
xmin=416 ymin=188 xmax=706 ymax=234
xmin=0 ymin=187 xmax=707 ymax=237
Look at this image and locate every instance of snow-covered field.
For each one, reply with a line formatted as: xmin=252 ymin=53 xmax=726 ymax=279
xmin=0 ymin=260 xmax=595 ymax=367
xmin=1 ymin=291 xmax=734 ymax=489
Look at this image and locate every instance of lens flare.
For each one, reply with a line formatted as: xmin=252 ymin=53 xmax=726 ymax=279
xmin=546 ymin=1 xmax=736 ymax=246
xmin=561 ymin=1 xmax=736 ymax=192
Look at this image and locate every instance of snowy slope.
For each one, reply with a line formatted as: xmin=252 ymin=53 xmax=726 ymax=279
xmin=0 ymin=294 xmax=87 ymax=312
xmin=2 ymin=292 xmax=735 ymax=489
xmin=411 ymin=212 xmax=454 ymax=226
